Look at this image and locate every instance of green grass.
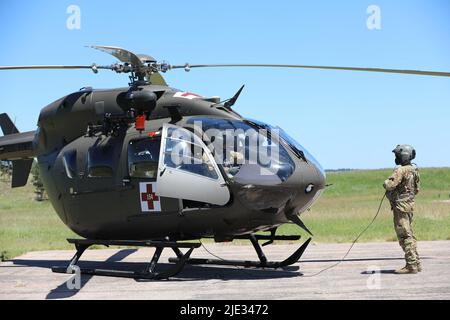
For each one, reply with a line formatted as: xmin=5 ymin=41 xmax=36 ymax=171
xmin=279 ymin=168 xmax=450 ymax=243
xmin=0 ymin=178 xmax=77 ymax=260
xmin=1 ymin=168 xmax=450 ymax=261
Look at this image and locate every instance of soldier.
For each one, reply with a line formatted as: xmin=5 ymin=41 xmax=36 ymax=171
xmin=383 ymin=144 xmax=421 ymax=274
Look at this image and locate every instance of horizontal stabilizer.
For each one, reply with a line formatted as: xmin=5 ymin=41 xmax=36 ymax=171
xmin=0 ymin=131 xmax=36 ymax=160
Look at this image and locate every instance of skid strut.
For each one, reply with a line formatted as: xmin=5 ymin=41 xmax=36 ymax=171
xmin=52 ymin=239 xmax=200 ymax=280
xmin=52 ymin=234 xmax=311 ymax=279
xmin=169 ymin=236 xmax=312 ymax=269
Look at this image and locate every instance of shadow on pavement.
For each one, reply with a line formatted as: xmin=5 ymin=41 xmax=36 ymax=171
xmin=10 ymin=256 xmax=302 ymax=283
xmin=7 ymin=252 xmax=429 ymax=297
xmin=361 ymin=269 xmax=397 ymax=274
xmin=43 ymin=249 xmax=138 ymax=299
xmin=301 ymin=257 xmax=408 ymax=263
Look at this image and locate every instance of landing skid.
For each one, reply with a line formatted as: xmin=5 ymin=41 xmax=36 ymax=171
xmin=169 ymin=235 xmax=312 ymax=270
xmin=52 ymin=235 xmax=311 ymax=280
xmin=52 ymin=239 xmax=200 ymax=280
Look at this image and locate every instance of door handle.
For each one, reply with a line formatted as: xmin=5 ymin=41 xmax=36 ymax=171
xmin=159 ymin=166 xmax=166 ymax=177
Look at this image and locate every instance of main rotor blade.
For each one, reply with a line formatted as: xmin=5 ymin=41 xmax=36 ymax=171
xmin=0 ymin=65 xmax=110 ymax=71
xmin=89 ymin=45 xmax=145 ymax=67
xmin=171 ymin=64 xmax=450 ymax=77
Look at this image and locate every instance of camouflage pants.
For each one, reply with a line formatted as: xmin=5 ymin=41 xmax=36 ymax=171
xmin=393 ymin=209 xmax=421 ymax=268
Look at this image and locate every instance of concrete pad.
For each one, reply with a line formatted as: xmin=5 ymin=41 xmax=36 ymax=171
xmin=0 ymin=241 xmax=449 ymax=300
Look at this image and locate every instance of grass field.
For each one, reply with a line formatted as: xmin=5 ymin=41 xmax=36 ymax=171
xmin=279 ymin=168 xmax=450 ymax=243
xmin=1 ymin=168 xmax=449 ymax=261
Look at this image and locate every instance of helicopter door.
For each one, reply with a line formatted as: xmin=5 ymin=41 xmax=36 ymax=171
xmin=156 ymin=123 xmax=230 ymax=206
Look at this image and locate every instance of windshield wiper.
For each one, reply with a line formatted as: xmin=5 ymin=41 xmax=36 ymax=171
xmin=284 ymin=141 xmax=307 ymax=163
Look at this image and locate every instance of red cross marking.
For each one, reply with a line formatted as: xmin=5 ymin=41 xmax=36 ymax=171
xmin=180 ymin=92 xmax=200 ymax=98
xmin=141 ymin=184 xmax=159 ymax=210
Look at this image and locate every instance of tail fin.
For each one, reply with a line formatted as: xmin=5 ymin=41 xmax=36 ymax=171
xmin=0 ymin=113 xmax=19 ymax=135
xmin=10 ymin=159 xmax=34 ymax=188
xmin=0 ymin=113 xmax=35 ymax=187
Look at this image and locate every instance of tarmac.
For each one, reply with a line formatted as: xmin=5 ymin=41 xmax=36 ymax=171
xmin=0 ymin=240 xmax=449 ymax=300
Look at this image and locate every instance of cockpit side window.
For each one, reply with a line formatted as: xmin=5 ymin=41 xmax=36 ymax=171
xmin=87 ymin=143 xmax=116 ymax=178
xmin=128 ymin=138 xmax=161 ymax=179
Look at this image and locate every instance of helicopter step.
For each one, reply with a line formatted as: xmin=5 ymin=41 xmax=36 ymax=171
xmin=169 ymin=235 xmax=312 ymax=270
xmin=51 ymin=239 xmax=200 ymax=280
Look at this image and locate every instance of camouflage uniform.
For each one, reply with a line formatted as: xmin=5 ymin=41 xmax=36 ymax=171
xmin=383 ymin=164 xmax=421 ymax=270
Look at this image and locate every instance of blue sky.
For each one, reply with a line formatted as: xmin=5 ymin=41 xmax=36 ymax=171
xmin=0 ymin=0 xmax=449 ymax=169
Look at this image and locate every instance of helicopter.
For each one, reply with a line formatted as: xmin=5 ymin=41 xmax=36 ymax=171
xmin=1 ymin=46 xmax=449 ymax=279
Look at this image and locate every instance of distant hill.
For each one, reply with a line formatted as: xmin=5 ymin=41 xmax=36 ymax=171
xmin=325 ymin=166 xmax=450 ymax=173
xmin=325 ymin=168 xmax=355 ymax=173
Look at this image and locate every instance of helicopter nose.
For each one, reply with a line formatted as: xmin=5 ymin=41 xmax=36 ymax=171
xmin=281 ymin=160 xmax=326 ymax=227
xmin=303 ymin=162 xmax=326 ymax=196
xmin=314 ymin=163 xmax=326 ymax=190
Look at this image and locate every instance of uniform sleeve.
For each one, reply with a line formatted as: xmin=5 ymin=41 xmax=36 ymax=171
xmin=415 ymin=170 xmax=420 ymax=194
xmin=383 ymin=168 xmax=403 ymax=191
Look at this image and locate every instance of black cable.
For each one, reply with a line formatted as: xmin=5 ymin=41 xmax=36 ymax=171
xmin=199 ymin=194 xmax=387 ymax=277
xmin=199 ymin=240 xmax=230 ymax=262
xmin=303 ymin=193 xmax=386 ymax=277
xmin=198 ymin=240 xmax=259 ymax=277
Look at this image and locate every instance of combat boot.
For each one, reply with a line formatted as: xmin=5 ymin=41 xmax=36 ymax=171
xmin=394 ymin=265 xmax=418 ymax=274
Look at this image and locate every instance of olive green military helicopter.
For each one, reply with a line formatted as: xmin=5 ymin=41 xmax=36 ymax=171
xmin=1 ymin=46 xmax=449 ymax=279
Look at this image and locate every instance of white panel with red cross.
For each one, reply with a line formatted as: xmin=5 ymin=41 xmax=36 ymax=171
xmin=173 ymin=91 xmax=202 ymax=100
xmin=139 ymin=182 xmax=161 ymax=212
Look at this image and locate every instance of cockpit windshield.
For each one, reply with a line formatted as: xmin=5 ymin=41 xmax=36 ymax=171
xmin=244 ymin=118 xmax=325 ymax=177
xmin=186 ymin=117 xmax=295 ymax=185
